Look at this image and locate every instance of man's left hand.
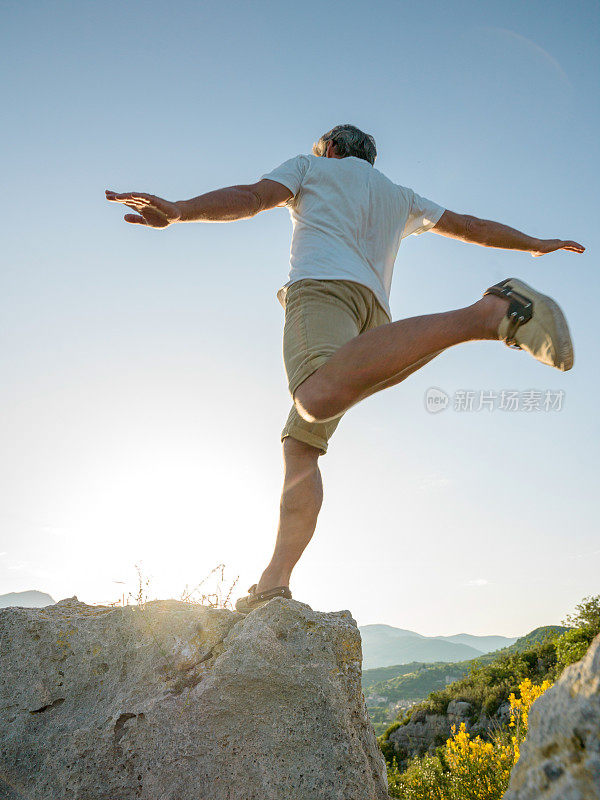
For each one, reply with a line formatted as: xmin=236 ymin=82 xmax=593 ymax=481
xmin=105 ymin=190 xmax=181 ymax=228
xmin=531 ymin=238 xmax=586 ymax=257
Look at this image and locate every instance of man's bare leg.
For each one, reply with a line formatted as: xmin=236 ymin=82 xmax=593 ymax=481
xmin=254 ymin=294 xmax=508 ymax=593
xmin=295 ymin=293 xmax=509 ymax=422
xmin=255 ymin=437 xmax=323 ymax=593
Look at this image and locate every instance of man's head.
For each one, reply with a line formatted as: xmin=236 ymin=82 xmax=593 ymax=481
xmin=312 ymin=124 xmax=377 ymax=165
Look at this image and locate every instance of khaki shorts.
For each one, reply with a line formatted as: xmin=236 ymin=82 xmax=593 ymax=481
xmin=281 ymin=279 xmax=391 ymax=454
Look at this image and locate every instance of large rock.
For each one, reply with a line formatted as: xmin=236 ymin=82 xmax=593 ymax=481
xmin=388 ymin=708 xmax=456 ymax=758
xmin=446 ymin=699 xmax=473 ymax=719
xmin=503 ymin=633 xmax=600 ymax=800
xmin=0 ymin=596 xmax=387 ymax=800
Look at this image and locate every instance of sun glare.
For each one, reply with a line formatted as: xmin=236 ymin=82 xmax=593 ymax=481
xmin=43 ymin=445 xmax=276 ymax=605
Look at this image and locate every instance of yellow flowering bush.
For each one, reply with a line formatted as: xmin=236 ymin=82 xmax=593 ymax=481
xmin=387 ymin=678 xmax=552 ymax=800
xmin=443 ymin=723 xmax=514 ymax=799
xmin=508 ymin=677 xmax=552 ymax=761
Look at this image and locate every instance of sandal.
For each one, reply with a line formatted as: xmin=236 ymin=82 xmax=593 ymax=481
xmin=234 ymin=583 xmax=292 ymax=614
xmin=484 ymin=278 xmax=574 ymax=371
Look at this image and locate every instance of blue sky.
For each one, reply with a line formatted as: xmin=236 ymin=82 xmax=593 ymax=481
xmin=1 ymin=0 xmax=598 ymax=635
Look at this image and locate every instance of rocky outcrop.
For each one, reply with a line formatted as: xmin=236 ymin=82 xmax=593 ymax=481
xmin=502 ymin=633 xmax=600 ymax=800
xmin=388 ymin=707 xmax=455 ymax=756
xmin=386 ymin=697 xmax=510 ymax=763
xmin=0 ymin=596 xmax=387 ymax=800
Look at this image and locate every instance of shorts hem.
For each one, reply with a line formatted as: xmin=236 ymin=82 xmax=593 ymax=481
xmin=281 ymin=427 xmax=328 ymax=455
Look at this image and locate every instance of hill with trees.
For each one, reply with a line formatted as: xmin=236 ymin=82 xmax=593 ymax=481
xmin=376 ymin=594 xmax=600 ymax=799
xmin=361 ymin=625 xmax=566 ymax=734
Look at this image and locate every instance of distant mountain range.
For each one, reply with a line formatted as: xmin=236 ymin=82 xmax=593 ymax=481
xmin=0 ymin=591 xmax=55 ymax=608
xmin=359 ymin=624 xmax=518 ymax=670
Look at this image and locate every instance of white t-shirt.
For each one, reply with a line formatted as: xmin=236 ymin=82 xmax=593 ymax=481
xmin=261 ymin=153 xmax=445 ymax=318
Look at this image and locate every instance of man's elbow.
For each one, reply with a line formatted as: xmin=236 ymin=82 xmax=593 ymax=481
xmin=463 ymin=215 xmax=488 ymax=244
xmin=433 ymin=210 xmax=490 ymax=246
xmin=231 ymin=185 xmax=262 ymax=218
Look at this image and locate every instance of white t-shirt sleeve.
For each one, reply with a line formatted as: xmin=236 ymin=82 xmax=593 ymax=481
xmin=260 ymin=154 xmax=309 ymax=198
xmin=401 ymin=189 xmax=445 ymax=237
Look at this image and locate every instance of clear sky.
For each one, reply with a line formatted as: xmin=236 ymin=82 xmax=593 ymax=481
xmin=1 ymin=0 xmax=598 ymax=636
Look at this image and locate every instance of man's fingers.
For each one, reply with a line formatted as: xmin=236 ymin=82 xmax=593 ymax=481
xmin=106 ymin=192 xmax=134 ymax=204
xmin=106 ymin=190 xmax=176 ymax=226
xmin=106 ymin=190 xmax=153 ymax=205
xmin=106 ymin=189 xmax=132 ymax=201
xmin=114 ymin=195 xmax=148 ymax=205
xmin=532 ymin=240 xmax=586 ymax=257
xmin=562 ymin=241 xmax=585 ymax=253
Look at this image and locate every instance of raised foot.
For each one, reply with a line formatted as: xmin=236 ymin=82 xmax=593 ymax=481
xmin=484 ymin=278 xmax=574 ymax=371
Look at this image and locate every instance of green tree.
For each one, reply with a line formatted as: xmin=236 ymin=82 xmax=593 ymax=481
xmin=562 ymin=594 xmax=600 ymax=634
xmin=556 ymin=594 xmax=600 ymax=672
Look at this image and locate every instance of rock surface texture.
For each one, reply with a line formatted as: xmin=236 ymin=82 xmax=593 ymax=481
xmin=503 ymin=633 xmax=600 ymax=800
xmin=0 ymin=596 xmax=388 ymax=800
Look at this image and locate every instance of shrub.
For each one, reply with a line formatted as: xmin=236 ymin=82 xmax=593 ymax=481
xmin=443 ymin=723 xmax=514 ymax=799
xmin=508 ymin=678 xmax=552 ymax=762
xmin=387 ymin=678 xmax=552 ymax=800
xmin=387 ymin=754 xmax=448 ymax=800
xmin=554 ymin=627 xmax=594 ymax=674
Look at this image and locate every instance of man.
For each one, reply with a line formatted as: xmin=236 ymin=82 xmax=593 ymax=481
xmin=106 ymin=124 xmax=585 ymax=614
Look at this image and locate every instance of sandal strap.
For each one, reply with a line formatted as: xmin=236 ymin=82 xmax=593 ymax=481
xmin=249 ymin=585 xmax=292 ymax=604
xmin=484 ymin=280 xmax=533 ymax=348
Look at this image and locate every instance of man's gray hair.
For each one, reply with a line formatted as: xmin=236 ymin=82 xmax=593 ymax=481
xmin=312 ymin=124 xmax=377 ymax=165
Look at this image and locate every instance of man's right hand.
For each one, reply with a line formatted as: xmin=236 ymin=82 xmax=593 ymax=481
xmin=105 ymin=190 xmax=182 ymax=228
xmin=531 ymin=239 xmax=586 ymax=257
xmin=105 ymin=179 xmax=292 ymax=226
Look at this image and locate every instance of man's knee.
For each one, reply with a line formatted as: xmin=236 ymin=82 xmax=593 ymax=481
xmin=294 ymin=372 xmax=344 ymax=423
xmin=281 ymin=437 xmax=323 ymax=516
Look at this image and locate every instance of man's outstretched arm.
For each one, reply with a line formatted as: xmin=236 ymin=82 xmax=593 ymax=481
xmin=105 ymin=179 xmax=293 ymax=228
xmin=432 ymin=209 xmax=585 ymax=257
